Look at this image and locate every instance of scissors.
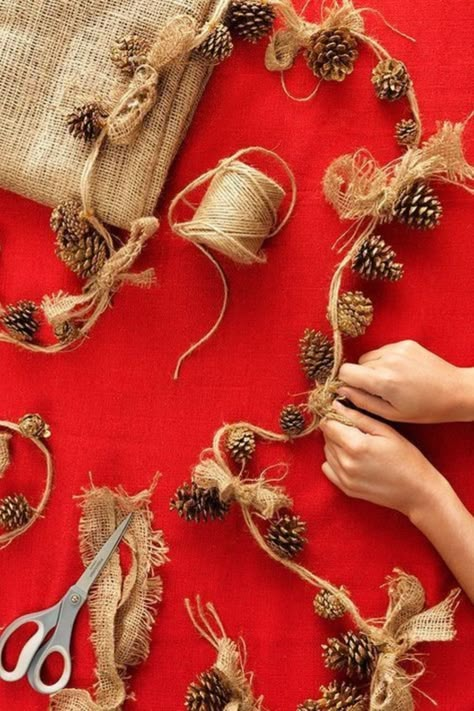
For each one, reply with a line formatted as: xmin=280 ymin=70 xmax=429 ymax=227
xmin=0 ymin=512 xmax=132 ymax=695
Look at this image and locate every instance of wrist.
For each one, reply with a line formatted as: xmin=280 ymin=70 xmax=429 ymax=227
xmin=453 ymin=367 xmax=474 ymax=422
xmin=408 ymin=472 xmax=456 ymax=530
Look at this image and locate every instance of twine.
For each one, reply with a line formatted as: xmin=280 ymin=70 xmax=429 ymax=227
xmin=169 ymin=147 xmax=297 ymax=379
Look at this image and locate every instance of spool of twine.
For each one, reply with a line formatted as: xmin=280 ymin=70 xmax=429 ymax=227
xmin=169 ymin=147 xmax=296 ymax=379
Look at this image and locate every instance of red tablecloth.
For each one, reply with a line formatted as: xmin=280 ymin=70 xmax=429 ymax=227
xmin=0 ymin=1 xmax=473 ymax=708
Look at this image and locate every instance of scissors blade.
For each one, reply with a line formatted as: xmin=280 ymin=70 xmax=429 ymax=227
xmin=75 ymin=513 xmax=133 ymax=595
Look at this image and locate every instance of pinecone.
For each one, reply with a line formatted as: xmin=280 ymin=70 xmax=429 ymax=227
xmin=110 ymin=33 xmax=150 ymax=74
xmin=352 ymin=235 xmax=403 ymax=282
xmin=50 ymin=199 xmax=90 ymax=239
xmin=54 ymin=320 xmax=82 ymax=344
xmin=392 ymin=180 xmax=442 ymax=230
xmin=56 ymin=229 xmax=108 ymax=279
xmin=170 ymin=482 xmax=230 ymax=522
xmin=18 ymin=414 xmax=51 ymax=439
xmin=185 ymin=668 xmax=233 ymax=711
xmin=226 ymin=426 xmax=256 ymax=464
xmin=0 ymin=494 xmax=32 ymax=531
xmin=265 ymin=514 xmax=307 ymax=559
xmin=299 ymin=329 xmax=334 ymax=382
xmin=315 ymin=680 xmax=369 ymax=710
xmin=372 ymin=59 xmax=410 ymax=101
xmin=196 ymin=23 xmax=233 ymax=63
xmin=395 ymin=118 xmax=419 ymax=148
xmin=279 ymin=404 xmax=306 ymax=437
xmin=322 ymin=631 xmax=379 ymax=680
xmin=226 ymin=0 xmax=276 ymax=43
xmin=333 ymin=291 xmax=373 ymax=338
xmin=66 ymin=102 xmax=107 ymax=142
xmin=1 ymin=301 xmax=39 ymax=343
xmin=314 ymin=588 xmax=348 ymax=620
xmin=306 ymin=28 xmax=359 ymax=82
xmin=297 ymin=701 xmax=318 ymax=711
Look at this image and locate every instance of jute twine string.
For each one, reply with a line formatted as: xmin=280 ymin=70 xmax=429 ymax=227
xmin=186 ymin=596 xmax=263 ymax=711
xmin=0 ymin=419 xmax=54 ymax=549
xmin=169 ymin=147 xmax=297 ymax=379
xmin=0 ymin=433 xmax=11 ymax=478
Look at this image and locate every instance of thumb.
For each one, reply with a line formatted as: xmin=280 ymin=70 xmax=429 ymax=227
xmin=332 ymin=401 xmax=393 ymax=436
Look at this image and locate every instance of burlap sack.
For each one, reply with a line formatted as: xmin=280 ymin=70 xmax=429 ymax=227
xmin=0 ymin=0 xmax=217 ymax=230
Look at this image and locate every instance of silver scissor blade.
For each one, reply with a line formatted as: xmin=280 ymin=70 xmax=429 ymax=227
xmin=75 ymin=513 xmax=133 ymax=595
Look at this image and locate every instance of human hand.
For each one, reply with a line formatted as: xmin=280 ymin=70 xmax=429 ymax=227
xmin=338 ymin=340 xmax=474 ymax=423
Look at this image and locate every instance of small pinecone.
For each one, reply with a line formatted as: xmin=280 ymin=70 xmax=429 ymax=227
xmin=170 ymin=482 xmax=230 ymax=522
xmin=395 ymin=118 xmax=419 ymax=148
xmin=372 ymin=59 xmax=410 ymax=101
xmin=226 ymin=426 xmax=256 ymax=464
xmin=297 ymin=702 xmax=318 ymax=711
xmin=54 ymin=320 xmax=82 ymax=344
xmin=265 ymin=514 xmax=307 ymax=559
xmin=110 ymin=33 xmax=150 ymax=74
xmin=280 ymin=404 xmax=306 ymax=437
xmin=0 ymin=494 xmax=33 ymax=531
xmin=314 ymin=588 xmax=348 ymax=620
xmin=315 ymin=680 xmax=369 ymax=710
xmin=66 ymin=102 xmax=107 ymax=142
xmin=56 ymin=229 xmax=108 ymax=279
xmin=306 ymin=28 xmax=359 ymax=82
xmin=334 ymin=292 xmax=373 ymax=338
xmin=392 ymin=180 xmax=442 ymax=230
xmin=18 ymin=414 xmax=51 ymax=439
xmin=196 ymin=23 xmax=233 ymax=63
xmin=185 ymin=668 xmax=233 ymax=711
xmin=226 ymin=0 xmax=276 ymax=43
xmin=1 ymin=301 xmax=39 ymax=343
xmin=299 ymin=329 xmax=334 ymax=382
xmin=50 ymin=199 xmax=90 ymax=239
xmin=322 ymin=631 xmax=379 ymax=680
xmin=352 ymin=235 xmax=403 ymax=282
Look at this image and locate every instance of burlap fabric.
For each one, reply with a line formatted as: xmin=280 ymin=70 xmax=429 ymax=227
xmin=0 ymin=433 xmax=11 ymax=478
xmin=0 ymin=0 xmax=217 ymax=230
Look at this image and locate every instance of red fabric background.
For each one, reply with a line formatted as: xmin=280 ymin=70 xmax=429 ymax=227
xmin=0 ymin=1 xmax=473 ymax=708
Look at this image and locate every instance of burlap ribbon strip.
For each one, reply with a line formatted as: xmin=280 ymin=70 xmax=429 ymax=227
xmin=0 ymin=433 xmax=11 ymax=478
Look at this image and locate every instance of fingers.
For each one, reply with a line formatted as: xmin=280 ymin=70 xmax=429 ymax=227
xmin=320 ymin=415 xmax=368 ymax=448
xmin=321 ymin=461 xmax=341 ymax=489
xmin=339 ymin=363 xmax=384 ymax=396
xmin=337 ymin=385 xmax=397 ymax=420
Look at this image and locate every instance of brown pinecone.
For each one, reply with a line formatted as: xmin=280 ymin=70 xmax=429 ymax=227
xmin=196 ymin=23 xmax=233 ymax=63
xmin=0 ymin=494 xmax=32 ymax=531
xmin=66 ymin=102 xmax=107 ymax=142
xmin=395 ymin=118 xmax=419 ymax=148
xmin=56 ymin=229 xmax=108 ymax=279
xmin=110 ymin=33 xmax=150 ymax=74
xmin=352 ymin=235 xmax=403 ymax=282
xmin=297 ymin=701 xmax=319 ymax=711
xmin=313 ymin=588 xmax=348 ymax=620
xmin=306 ymin=27 xmax=358 ymax=82
xmin=372 ymin=59 xmax=410 ymax=101
xmin=18 ymin=414 xmax=51 ymax=439
xmin=50 ymin=199 xmax=90 ymax=239
xmin=280 ymin=404 xmax=306 ymax=437
xmin=315 ymin=680 xmax=369 ymax=710
xmin=226 ymin=0 xmax=276 ymax=43
xmin=1 ymin=301 xmax=39 ymax=343
xmin=54 ymin=320 xmax=82 ymax=344
xmin=226 ymin=426 xmax=256 ymax=464
xmin=170 ymin=482 xmax=230 ymax=522
xmin=392 ymin=180 xmax=442 ymax=230
xmin=299 ymin=329 xmax=334 ymax=382
xmin=322 ymin=630 xmax=379 ymax=680
xmin=265 ymin=514 xmax=307 ymax=559
xmin=333 ymin=291 xmax=373 ymax=338
xmin=185 ymin=668 xmax=233 ymax=711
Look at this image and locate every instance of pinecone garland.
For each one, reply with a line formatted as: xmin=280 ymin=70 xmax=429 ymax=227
xmin=18 ymin=414 xmax=51 ymax=439
xmin=66 ymin=102 xmax=107 ymax=142
xmin=299 ymin=329 xmax=334 ymax=382
xmin=280 ymin=404 xmax=306 ymax=437
xmin=322 ymin=631 xmax=379 ymax=680
xmin=185 ymin=668 xmax=233 ymax=711
xmin=110 ymin=33 xmax=150 ymax=74
xmin=50 ymin=199 xmax=89 ymax=239
xmin=170 ymin=482 xmax=230 ymax=522
xmin=226 ymin=0 xmax=276 ymax=43
xmin=313 ymin=588 xmax=347 ymax=620
xmin=306 ymin=28 xmax=358 ymax=82
xmin=265 ymin=514 xmax=307 ymax=558
xmin=392 ymin=180 xmax=442 ymax=229
xmin=315 ymin=680 xmax=369 ymax=710
xmin=196 ymin=23 xmax=233 ymax=63
xmin=0 ymin=494 xmax=33 ymax=531
xmin=333 ymin=292 xmax=373 ymax=337
xmin=1 ymin=301 xmax=39 ymax=342
xmin=226 ymin=426 xmax=256 ymax=464
xmin=56 ymin=229 xmax=108 ymax=279
xmin=395 ymin=118 xmax=419 ymax=148
xmin=372 ymin=59 xmax=410 ymax=101
xmin=352 ymin=235 xmax=403 ymax=282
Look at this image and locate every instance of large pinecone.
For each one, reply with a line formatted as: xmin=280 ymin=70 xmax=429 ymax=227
xmin=66 ymin=102 xmax=106 ymax=142
xmin=226 ymin=0 xmax=276 ymax=42
xmin=313 ymin=588 xmax=347 ymax=620
xmin=352 ymin=235 xmax=403 ymax=282
xmin=333 ymin=291 xmax=373 ymax=338
xmin=315 ymin=680 xmax=369 ymax=710
xmin=56 ymin=229 xmax=108 ymax=279
xmin=185 ymin=668 xmax=233 ymax=711
xmin=372 ymin=59 xmax=410 ymax=101
xmin=196 ymin=23 xmax=233 ymax=63
xmin=1 ymin=301 xmax=39 ymax=342
xmin=322 ymin=631 xmax=379 ymax=680
xmin=280 ymin=404 xmax=306 ymax=437
xmin=170 ymin=482 xmax=230 ymax=522
xmin=265 ymin=514 xmax=307 ymax=559
xmin=226 ymin=426 xmax=256 ymax=464
xmin=395 ymin=118 xmax=419 ymax=148
xmin=50 ymin=199 xmax=90 ymax=238
xmin=392 ymin=180 xmax=442 ymax=230
xmin=299 ymin=329 xmax=334 ymax=382
xmin=110 ymin=33 xmax=150 ymax=74
xmin=306 ymin=27 xmax=358 ymax=82
xmin=0 ymin=494 xmax=32 ymax=531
